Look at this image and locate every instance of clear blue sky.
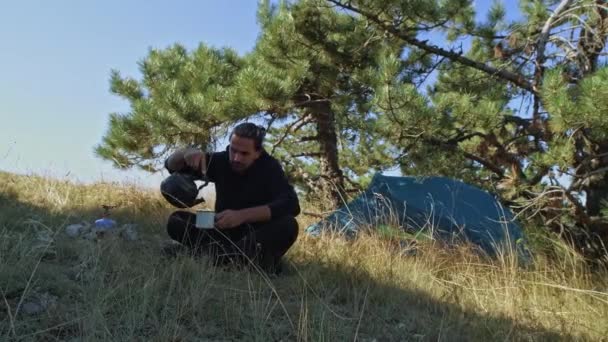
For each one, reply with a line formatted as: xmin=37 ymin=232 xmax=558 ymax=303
xmin=0 ymin=0 xmax=519 ymax=189
xmin=0 ymin=1 xmax=260 ymax=189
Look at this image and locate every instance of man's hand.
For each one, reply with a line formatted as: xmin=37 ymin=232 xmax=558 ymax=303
xmin=215 ymin=209 xmax=246 ymax=229
xmin=183 ymin=148 xmax=206 ymax=173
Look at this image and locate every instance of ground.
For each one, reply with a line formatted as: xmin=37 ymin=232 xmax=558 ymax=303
xmin=0 ymin=171 xmax=607 ymax=341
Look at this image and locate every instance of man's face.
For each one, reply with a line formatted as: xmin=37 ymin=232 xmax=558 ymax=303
xmin=228 ymin=134 xmax=261 ymax=173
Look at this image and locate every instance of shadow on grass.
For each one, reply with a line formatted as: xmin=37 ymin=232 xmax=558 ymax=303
xmin=273 ymin=261 xmax=572 ymax=341
xmin=0 ymin=190 xmax=581 ymax=341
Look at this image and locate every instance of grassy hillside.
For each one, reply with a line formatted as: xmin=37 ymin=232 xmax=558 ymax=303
xmin=0 ymin=171 xmax=607 ymax=341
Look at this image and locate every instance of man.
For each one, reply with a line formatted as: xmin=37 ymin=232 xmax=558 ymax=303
xmin=162 ymin=122 xmax=300 ymax=274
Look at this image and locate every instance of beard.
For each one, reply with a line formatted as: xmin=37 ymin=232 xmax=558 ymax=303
xmin=230 ymin=161 xmax=246 ymax=172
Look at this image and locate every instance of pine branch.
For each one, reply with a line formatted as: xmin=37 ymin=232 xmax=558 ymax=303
xmin=462 ymin=151 xmax=505 ymax=177
xmin=299 ymin=135 xmax=320 ymax=142
xmin=293 ymin=115 xmax=314 ymax=132
xmin=326 ymin=0 xmax=536 ymax=93
xmin=503 ymin=115 xmax=533 ymax=127
xmin=538 ymin=0 xmax=575 ymax=59
xmin=447 ymin=131 xmax=487 ymax=144
xmin=527 ymin=166 xmax=551 ymax=186
xmin=414 ymin=55 xmax=446 ymax=88
xmin=421 ymin=135 xmax=506 ymax=177
xmin=535 ymin=0 xmax=575 ymax=91
xmin=344 ymin=174 xmax=363 ymax=192
xmin=270 ymin=114 xmax=312 ymax=154
xmin=570 ymin=166 xmax=608 ymax=190
xmin=293 ymin=97 xmax=332 ymax=108
xmin=264 ymin=114 xmax=278 ymax=132
xmin=293 ymin=152 xmax=323 ymax=158
xmin=563 ymin=188 xmax=592 ymax=226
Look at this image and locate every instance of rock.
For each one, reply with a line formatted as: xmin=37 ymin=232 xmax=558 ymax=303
xmin=80 ymin=221 xmax=92 ymax=233
xmin=21 ymin=292 xmax=58 ymax=315
xmin=65 ymin=224 xmax=85 ymax=237
xmin=78 ymin=221 xmax=140 ymax=241
xmin=22 ymin=302 xmax=43 ymax=315
xmin=38 ymin=292 xmax=58 ymax=309
xmin=65 ymin=221 xmax=92 ymax=238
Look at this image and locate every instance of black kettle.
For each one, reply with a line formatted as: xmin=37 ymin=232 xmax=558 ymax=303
xmin=160 ymin=171 xmax=209 ymax=208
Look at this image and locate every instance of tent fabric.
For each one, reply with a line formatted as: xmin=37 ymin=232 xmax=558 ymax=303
xmin=305 ymin=173 xmax=529 ymax=257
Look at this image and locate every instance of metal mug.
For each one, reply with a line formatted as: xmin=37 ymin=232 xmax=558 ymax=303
xmin=195 ymin=210 xmax=215 ymax=229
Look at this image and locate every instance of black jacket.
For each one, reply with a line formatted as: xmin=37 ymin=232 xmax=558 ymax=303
xmin=166 ymin=148 xmax=300 ymax=219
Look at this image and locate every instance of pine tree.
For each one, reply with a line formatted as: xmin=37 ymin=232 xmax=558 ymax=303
xmin=96 ymin=44 xmax=245 ymax=171
xmin=97 ymin=0 xmax=405 ymax=209
xmin=329 ymin=0 xmax=608 ymax=258
xmin=235 ymin=0 xmax=407 ymax=208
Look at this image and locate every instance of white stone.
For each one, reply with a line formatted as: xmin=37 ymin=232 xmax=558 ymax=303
xmin=21 ymin=293 xmax=57 ymax=315
xmin=65 ymin=224 xmax=84 ymax=237
xmin=22 ymin=302 xmax=43 ymax=315
xmin=79 ymin=221 xmax=92 ymax=234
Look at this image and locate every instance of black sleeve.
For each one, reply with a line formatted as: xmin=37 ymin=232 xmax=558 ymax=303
xmin=203 ymin=152 xmax=224 ymax=183
xmin=164 ymin=151 xmax=223 ymax=182
xmin=164 ymin=157 xmax=201 ymax=177
xmin=266 ymin=161 xmax=301 ymax=219
xmin=164 ymin=158 xmax=174 ymax=174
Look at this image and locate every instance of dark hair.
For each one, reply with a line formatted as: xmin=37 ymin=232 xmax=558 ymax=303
xmin=231 ymin=122 xmax=266 ymax=150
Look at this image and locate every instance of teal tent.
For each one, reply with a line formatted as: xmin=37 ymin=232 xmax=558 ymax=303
xmin=305 ymin=173 xmax=529 ymax=257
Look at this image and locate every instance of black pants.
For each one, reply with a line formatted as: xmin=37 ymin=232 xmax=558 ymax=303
xmin=166 ymin=211 xmax=298 ymax=272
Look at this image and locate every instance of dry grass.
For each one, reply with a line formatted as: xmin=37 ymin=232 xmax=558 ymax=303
xmin=0 ymin=170 xmax=607 ymax=341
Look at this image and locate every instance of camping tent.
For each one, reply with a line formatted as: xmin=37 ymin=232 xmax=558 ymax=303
xmin=305 ymin=173 xmax=529 ymax=257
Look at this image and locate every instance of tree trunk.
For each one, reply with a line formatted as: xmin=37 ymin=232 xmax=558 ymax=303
xmin=586 ymin=175 xmax=608 ymax=218
xmin=584 ymin=142 xmax=608 ymax=216
xmin=576 ymin=142 xmax=608 ymax=260
xmin=308 ymin=101 xmax=345 ymax=209
xmin=579 ymin=6 xmax=608 ymax=217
